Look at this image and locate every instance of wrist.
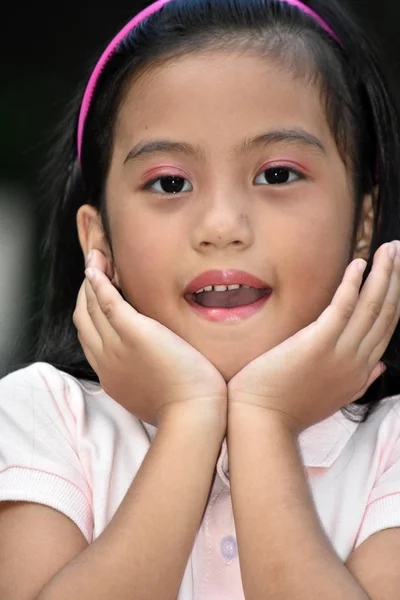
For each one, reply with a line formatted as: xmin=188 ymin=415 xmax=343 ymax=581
xmin=157 ymin=397 xmax=227 ymax=440
xmin=228 ymin=399 xmax=300 ymax=437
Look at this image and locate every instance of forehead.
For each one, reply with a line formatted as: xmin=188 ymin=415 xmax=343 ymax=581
xmin=114 ymin=50 xmax=335 ymax=157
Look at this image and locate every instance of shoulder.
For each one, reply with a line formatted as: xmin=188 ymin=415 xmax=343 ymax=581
xmin=0 ymin=362 xmax=91 ymax=430
xmin=0 ymin=363 xmax=96 ymax=541
xmin=0 ymin=361 xmax=154 ymax=459
xmin=0 ymin=360 xmax=66 ymax=390
xmin=1 ymin=361 xmax=122 ymax=421
xmin=0 ymin=360 xmax=86 ymax=401
xmin=0 ymin=361 xmax=98 ymax=467
xmin=0 ymin=362 xmax=152 ymax=542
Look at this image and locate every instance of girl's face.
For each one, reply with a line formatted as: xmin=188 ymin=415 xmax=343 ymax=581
xmin=102 ymin=51 xmax=359 ymax=380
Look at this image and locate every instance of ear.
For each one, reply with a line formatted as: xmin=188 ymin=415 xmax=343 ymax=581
xmin=76 ymin=205 xmax=121 ymax=289
xmin=353 ymin=189 xmax=376 ymax=261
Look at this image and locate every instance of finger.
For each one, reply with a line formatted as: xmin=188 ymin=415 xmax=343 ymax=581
xmin=76 ymin=329 xmax=100 ymax=375
xmin=73 ymin=280 xmax=104 ymax=353
xmin=315 ymin=258 xmax=366 ymax=343
xmin=360 ymin=242 xmax=400 ymax=355
xmin=349 ymin=361 xmax=387 ymax=403
xmin=86 ymin=267 xmax=142 ymax=340
xmin=84 ymin=271 xmax=122 ymax=345
xmin=86 ymin=248 xmax=114 ymax=280
xmin=364 ymin=244 xmax=400 ymax=366
xmin=338 ymin=242 xmax=396 ymax=353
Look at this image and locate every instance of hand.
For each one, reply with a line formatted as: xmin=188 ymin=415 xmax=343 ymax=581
xmin=228 ymin=242 xmax=400 ymax=434
xmin=73 ymin=250 xmax=227 ymax=427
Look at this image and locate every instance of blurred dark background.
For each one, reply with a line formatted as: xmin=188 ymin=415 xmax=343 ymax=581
xmin=0 ymin=1 xmax=398 ymax=370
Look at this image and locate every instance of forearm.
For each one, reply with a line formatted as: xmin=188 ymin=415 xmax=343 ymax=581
xmin=228 ymin=404 xmax=369 ymax=600
xmin=37 ymin=404 xmax=225 ymax=600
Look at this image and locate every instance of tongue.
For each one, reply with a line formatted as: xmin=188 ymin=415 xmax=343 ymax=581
xmin=195 ymin=287 xmax=268 ymax=308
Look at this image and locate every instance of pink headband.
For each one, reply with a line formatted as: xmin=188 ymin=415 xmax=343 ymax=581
xmin=77 ymin=0 xmax=341 ymax=161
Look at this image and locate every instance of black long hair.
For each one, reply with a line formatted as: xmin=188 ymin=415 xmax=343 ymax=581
xmin=5 ymin=0 xmax=400 ymax=423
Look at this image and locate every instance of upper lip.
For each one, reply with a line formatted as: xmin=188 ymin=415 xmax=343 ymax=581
xmin=185 ymin=270 xmax=271 ymax=294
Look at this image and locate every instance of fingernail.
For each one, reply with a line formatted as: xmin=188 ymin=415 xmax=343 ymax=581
xmin=357 ymin=259 xmax=366 ymax=273
xmin=85 ymin=251 xmax=93 ymax=266
xmin=85 ymin=268 xmax=94 ymax=281
xmin=388 ymin=243 xmax=396 ymax=260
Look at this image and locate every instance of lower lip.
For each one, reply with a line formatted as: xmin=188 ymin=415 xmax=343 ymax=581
xmin=185 ymin=291 xmax=272 ymax=322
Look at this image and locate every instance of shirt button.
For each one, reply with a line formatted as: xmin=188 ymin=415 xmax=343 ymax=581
xmin=220 ymin=535 xmax=238 ymax=562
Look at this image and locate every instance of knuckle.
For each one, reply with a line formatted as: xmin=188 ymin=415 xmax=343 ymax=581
xmin=86 ymin=299 xmax=97 ymax=318
xmin=101 ymin=298 xmax=115 ymax=321
xmin=94 ymin=285 xmax=117 ymax=321
xmin=339 ymin=303 xmax=354 ymax=321
xmin=366 ymin=300 xmax=381 ymax=321
xmin=72 ymin=308 xmax=81 ymax=328
xmin=383 ymin=301 xmax=397 ymax=324
xmin=112 ymin=342 xmax=126 ymax=362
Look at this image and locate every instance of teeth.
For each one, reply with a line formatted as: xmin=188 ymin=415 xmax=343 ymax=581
xmin=195 ymin=284 xmax=250 ymax=294
xmin=214 ymin=285 xmax=231 ymax=292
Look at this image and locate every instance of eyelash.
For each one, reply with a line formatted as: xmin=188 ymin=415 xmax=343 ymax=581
xmin=142 ymin=165 xmax=306 ymax=195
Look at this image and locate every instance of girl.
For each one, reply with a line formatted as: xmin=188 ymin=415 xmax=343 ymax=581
xmin=1 ymin=0 xmax=400 ymax=598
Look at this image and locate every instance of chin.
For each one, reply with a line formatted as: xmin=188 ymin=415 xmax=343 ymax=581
xmin=217 ymin=363 xmax=243 ymax=383
xmin=205 ymin=347 xmax=260 ymax=383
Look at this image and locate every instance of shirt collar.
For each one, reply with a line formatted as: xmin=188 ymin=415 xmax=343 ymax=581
xmin=81 ymin=380 xmax=359 ymax=471
xmin=141 ymin=409 xmax=359 ymax=485
xmin=216 ymin=409 xmax=359 ymax=483
xmin=297 ymin=409 xmax=359 ymax=468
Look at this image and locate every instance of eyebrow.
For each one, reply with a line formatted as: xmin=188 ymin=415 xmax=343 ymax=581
xmin=123 ymin=128 xmax=326 ymax=164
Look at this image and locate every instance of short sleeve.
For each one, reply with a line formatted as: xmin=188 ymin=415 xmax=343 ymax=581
xmin=355 ymin=402 xmax=400 ymax=549
xmin=0 ymin=362 xmax=93 ymax=542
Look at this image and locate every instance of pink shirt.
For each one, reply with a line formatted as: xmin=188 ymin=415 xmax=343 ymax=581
xmin=1 ymin=362 xmax=400 ymax=599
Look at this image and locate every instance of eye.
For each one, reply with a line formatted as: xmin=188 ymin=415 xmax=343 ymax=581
xmin=143 ymin=175 xmax=193 ymax=194
xmin=254 ymin=166 xmax=305 ymax=186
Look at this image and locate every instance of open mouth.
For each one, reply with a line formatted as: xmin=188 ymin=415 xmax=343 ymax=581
xmin=185 ymin=284 xmax=272 ymax=308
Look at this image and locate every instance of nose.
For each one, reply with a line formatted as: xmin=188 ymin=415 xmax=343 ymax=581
xmin=191 ymin=189 xmax=254 ymax=252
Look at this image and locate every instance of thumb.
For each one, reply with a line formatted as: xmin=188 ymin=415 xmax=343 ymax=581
xmin=87 ymin=248 xmax=115 ymax=282
xmin=350 ymin=362 xmax=387 ymax=403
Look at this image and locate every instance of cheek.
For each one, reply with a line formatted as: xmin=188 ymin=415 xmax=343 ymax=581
xmin=280 ymin=211 xmax=353 ymax=325
xmin=111 ymin=220 xmax=180 ymax=313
